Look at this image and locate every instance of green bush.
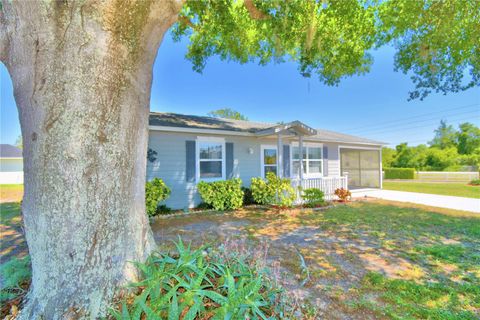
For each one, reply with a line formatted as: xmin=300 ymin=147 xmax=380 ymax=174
xmin=251 ymin=172 xmax=296 ymax=207
xmin=145 ymin=178 xmax=171 ymax=217
xmin=469 ymin=179 xmax=480 ymax=186
xmin=301 ymin=188 xmax=325 ymax=208
xmin=0 ymin=256 xmax=31 ymax=303
xmin=110 ymin=239 xmax=299 ymax=319
xmin=384 ymin=168 xmax=416 ymax=179
xmin=197 ymin=178 xmax=244 ymax=211
xmin=241 ymin=187 xmax=257 ymax=206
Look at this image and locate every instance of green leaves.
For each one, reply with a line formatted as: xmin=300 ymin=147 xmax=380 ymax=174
xmin=110 ymin=239 xmax=286 ymax=319
xmin=197 ymin=178 xmax=244 ymax=211
xmin=251 ymin=172 xmax=296 ymax=207
xmin=173 ymin=0 xmax=376 ymax=86
xmin=172 ymin=0 xmax=479 ymax=99
xmin=378 ymin=0 xmax=480 ymax=100
xmin=145 ymin=178 xmax=171 ymax=217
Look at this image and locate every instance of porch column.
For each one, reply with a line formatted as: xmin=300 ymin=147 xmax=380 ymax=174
xmin=299 ymin=135 xmax=304 ymax=184
xmin=277 ymin=133 xmax=283 ymax=177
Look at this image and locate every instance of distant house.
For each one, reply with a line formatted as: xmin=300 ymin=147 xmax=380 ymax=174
xmin=147 ymin=113 xmax=385 ymax=209
xmin=0 ymin=144 xmax=23 ymax=184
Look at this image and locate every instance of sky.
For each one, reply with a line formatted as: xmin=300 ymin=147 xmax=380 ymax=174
xmin=1 ymin=32 xmax=479 ymax=148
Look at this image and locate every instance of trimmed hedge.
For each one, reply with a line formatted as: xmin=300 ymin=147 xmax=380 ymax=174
xmin=384 ymin=168 xmax=416 ymax=179
xmin=145 ymin=178 xmax=171 ymax=217
xmin=197 ymin=178 xmax=244 ymax=211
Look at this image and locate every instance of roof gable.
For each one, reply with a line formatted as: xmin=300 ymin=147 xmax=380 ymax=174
xmin=149 ymin=112 xmax=385 ymax=145
xmin=0 ymin=144 xmax=23 ymax=158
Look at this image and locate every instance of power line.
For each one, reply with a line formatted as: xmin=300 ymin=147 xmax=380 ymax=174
xmin=348 ymin=110 xmax=479 ymax=135
xmin=342 ymin=103 xmax=479 ymax=133
xmin=358 ymin=115 xmax=477 ymax=139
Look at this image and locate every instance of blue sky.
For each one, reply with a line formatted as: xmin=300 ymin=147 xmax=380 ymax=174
xmin=1 ymin=32 xmax=479 ymax=147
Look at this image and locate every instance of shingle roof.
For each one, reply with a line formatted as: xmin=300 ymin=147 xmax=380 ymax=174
xmin=149 ymin=112 xmax=385 ymax=145
xmin=0 ymin=144 xmax=23 ymax=158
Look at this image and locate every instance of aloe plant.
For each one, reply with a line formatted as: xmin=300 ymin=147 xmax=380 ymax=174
xmin=110 ymin=238 xmax=291 ymax=319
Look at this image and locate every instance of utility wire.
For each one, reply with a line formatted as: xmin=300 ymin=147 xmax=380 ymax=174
xmin=349 ymin=110 xmax=480 ymax=135
xmin=342 ymin=103 xmax=479 ymax=133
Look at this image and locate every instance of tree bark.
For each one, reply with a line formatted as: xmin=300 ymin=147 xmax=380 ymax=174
xmin=1 ymin=1 xmax=181 ymax=318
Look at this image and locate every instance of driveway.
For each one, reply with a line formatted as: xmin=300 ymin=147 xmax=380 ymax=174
xmin=352 ymin=189 xmax=480 ymax=213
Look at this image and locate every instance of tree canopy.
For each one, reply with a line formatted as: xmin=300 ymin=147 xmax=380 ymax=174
xmin=208 ymin=108 xmax=249 ymax=120
xmin=382 ymin=121 xmax=480 ymax=171
xmin=172 ymin=0 xmax=479 ymax=100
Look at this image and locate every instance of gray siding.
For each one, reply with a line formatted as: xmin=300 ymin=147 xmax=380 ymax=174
xmin=147 ymin=130 xmax=381 ymax=209
xmin=147 ymin=131 xmax=277 ymax=209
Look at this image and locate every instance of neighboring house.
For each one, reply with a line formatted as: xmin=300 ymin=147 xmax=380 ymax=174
xmin=147 ymin=113 xmax=385 ymax=209
xmin=0 ymin=144 xmax=23 ymax=184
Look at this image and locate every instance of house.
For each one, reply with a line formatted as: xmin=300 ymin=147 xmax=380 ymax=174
xmin=147 ymin=112 xmax=385 ymax=209
xmin=0 ymin=144 xmax=23 ymax=184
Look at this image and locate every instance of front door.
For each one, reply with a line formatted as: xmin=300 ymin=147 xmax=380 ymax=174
xmin=340 ymin=148 xmax=380 ymax=188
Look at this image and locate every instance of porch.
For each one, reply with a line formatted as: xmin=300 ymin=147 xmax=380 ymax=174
xmin=291 ymin=176 xmax=348 ymax=201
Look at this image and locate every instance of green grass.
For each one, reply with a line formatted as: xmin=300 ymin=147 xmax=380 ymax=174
xmin=300 ymin=202 xmax=480 ymax=319
xmin=383 ymin=181 xmax=480 ymax=198
xmin=0 ymin=184 xmax=23 ymax=202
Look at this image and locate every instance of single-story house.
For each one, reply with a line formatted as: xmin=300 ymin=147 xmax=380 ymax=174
xmin=147 ymin=113 xmax=385 ymax=209
xmin=0 ymin=144 xmax=23 ymax=184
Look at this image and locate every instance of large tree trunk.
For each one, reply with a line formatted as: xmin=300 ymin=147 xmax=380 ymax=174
xmin=0 ymin=1 xmax=181 ymax=318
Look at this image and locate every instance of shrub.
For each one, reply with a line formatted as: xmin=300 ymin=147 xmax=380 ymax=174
xmin=145 ymin=178 xmax=171 ymax=217
xmin=384 ymin=168 xmax=416 ymax=179
xmin=110 ymin=239 xmax=300 ymax=319
xmin=301 ymin=188 xmax=325 ymax=208
xmin=197 ymin=178 xmax=244 ymax=211
xmin=195 ymin=202 xmax=213 ymax=210
xmin=251 ymin=172 xmax=296 ymax=207
xmin=0 ymin=256 xmax=31 ymax=305
xmin=241 ymin=187 xmax=257 ymax=206
xmin=334 ymin=188 xmax=351 ymax=202
xmin=156 ymin=204 xmax=172 ymax=215
xmin=469 ymin=179 xmax=480 ymax=186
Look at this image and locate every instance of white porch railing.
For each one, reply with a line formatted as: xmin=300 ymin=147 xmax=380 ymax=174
xmin=291 ymin=176 xmax=348 ymax=202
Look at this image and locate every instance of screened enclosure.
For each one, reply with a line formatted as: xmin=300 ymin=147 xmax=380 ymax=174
xmin=340 ymin=148 xmax=381 ymax=188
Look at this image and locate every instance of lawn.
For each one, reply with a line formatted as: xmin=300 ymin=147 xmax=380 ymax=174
xmin=2 ymin=200 xmax=479 ymax=319
xmin=383 ymin=181 xmax=480 ymax=199
xmin=0 ymin=184 xmax=23 ymax=203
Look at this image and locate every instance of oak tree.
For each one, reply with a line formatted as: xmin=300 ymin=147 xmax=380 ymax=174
xmin=0 ymin=0 xmax=478 ymax=318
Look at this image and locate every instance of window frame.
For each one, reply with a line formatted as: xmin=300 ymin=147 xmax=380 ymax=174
xmin=260 ymin=145 xmax=278 ymax=178
xmin=290 ymin=142 xmax=324 ymax=178
xmin=195 ymin=136 xmax=226 ymax=182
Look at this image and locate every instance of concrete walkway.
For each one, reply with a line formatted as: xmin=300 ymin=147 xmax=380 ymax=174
xmin=351 ymin=189 xmax=480 ymax=213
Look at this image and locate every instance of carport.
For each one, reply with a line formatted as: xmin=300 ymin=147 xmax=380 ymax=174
xmin=340 ymin=147 xmax=382 ymax=188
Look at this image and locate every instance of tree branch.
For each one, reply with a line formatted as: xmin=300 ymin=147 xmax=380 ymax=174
xmin=244 ymin=0 xmax=269 ymax=20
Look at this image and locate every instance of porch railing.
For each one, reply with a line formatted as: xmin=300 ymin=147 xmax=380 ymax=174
xmin=291 ymin=176 xmax=348 ymax=202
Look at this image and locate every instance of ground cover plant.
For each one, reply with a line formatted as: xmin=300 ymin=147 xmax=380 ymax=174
xmin=383 ymin=181 xmax=480 ymax=198
xmin=110 ymin=239 xmax=306 ymax=319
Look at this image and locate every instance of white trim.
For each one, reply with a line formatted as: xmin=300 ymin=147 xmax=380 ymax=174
xmin=338 ymin=145 xmax=382 ymax=189
xmin=290 ymin=142 xmax=324 ymax=178
xmin=195 ymin=137 xmax=226 ymax=183
xmin=260 ymin=145 xmax=277 ymax=178
xmin=0 ymin=157 xmax=23 ymax=160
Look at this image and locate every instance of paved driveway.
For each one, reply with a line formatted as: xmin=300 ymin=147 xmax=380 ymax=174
xmin=352 ymin=189 xmax=480 ymax=213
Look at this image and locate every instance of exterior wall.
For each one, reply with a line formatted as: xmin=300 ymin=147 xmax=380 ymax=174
xmin=0 ymin=158 xmax=24 ymax=184
xmin=147 ymin=130 xmax=381 ymax=209
xmin=147 ymin=131 xmax=280 ymax=209
xmin=0 ymin=158 xmax=23 ymax=172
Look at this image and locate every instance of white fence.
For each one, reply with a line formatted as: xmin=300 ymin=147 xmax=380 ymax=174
xmin=416 ymin=171 xmax=479 ymax=182
xmin=291 ymin=176 xmax=348 ymax=202
xmin=0 ymin=171 xmax=24 ymax=184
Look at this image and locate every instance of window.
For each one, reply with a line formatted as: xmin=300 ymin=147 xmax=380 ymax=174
xmin=197 ymin=138 xmax=225 ymax=181
xmin=291 ymin=144 xmax=323 ymax=177
xmin=261 ymin=146 xmax=277 ymax=178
